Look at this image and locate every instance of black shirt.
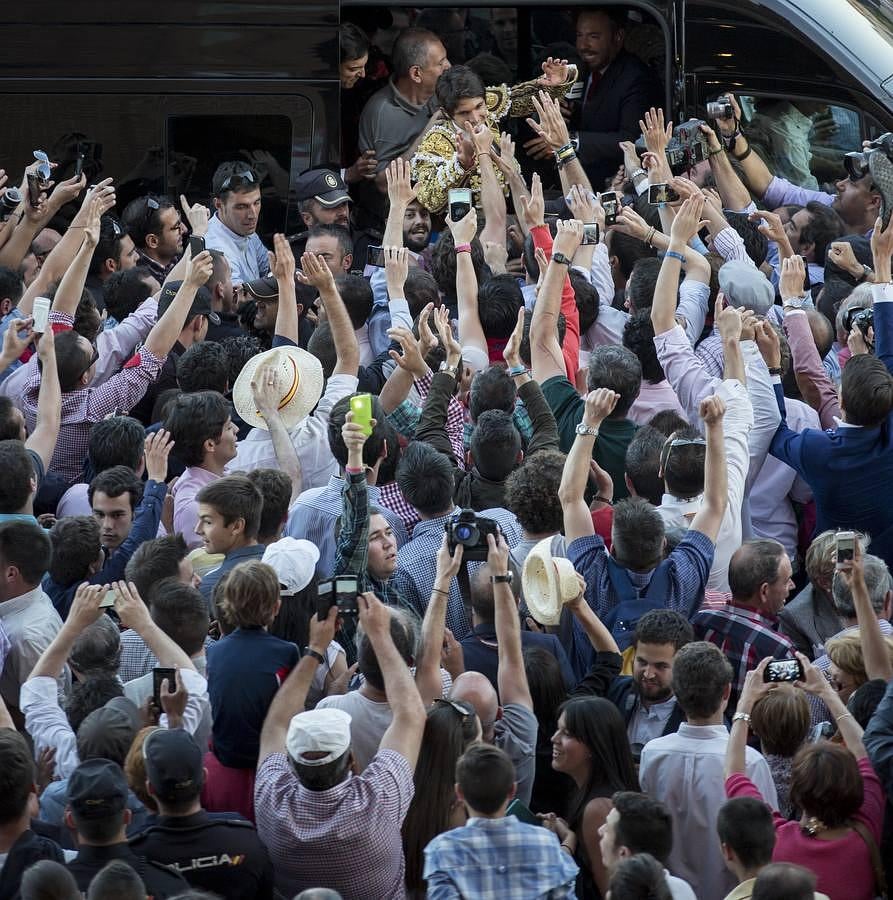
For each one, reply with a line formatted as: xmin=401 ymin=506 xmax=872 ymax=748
xmin=67 ymin=843 xmax=189 ymax=897
xmin=129 ymin=810 xmax=274 ymax=900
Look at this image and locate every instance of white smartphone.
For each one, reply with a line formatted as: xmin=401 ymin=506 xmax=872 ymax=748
xmin=836 ymin=531 xmax=855 ymax=567
xmin=32 ymin=296 xmax=50 ymax=333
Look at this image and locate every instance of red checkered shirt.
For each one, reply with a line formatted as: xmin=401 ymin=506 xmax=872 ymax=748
xmin=254 ymin=748 xmax=414 ymax=900
xmin=23 ymin=311 xmax=165 ymax=483
xmin=378 ymin=479 xmax=421 ymax=535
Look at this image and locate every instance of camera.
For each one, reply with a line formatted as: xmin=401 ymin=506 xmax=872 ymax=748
xmin=836 ymin=530 xmax=855 ymax=566
xmin=445 ymin=509 xmax=500 ymax=561
xmin=636 ymin=119 xmax=710 ymax=175
xmin=845 ymin=307 xmax=874 ymax=344
xmin=0 ymin=188 xmax=22 ymax=220
xmin=845 ymin=133 xmax=893 ymax=226
xmin=706 ymin=99 xmax=734 ymax=120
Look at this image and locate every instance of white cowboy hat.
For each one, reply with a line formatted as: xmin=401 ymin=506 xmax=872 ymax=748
xmin=232 ymin=345 xmax=324 ymax=431
xmin=522 ymin=538 xmax=581 ymax=626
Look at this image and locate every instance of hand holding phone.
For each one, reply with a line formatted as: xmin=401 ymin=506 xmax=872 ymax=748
xmin=189 ymin=235 xmax=205 ymax=258
xmin=449 ymin=188 xmax=473 ymax=223
xmin=350 ymin=393 xmax=373 ymax=437
xmin=763 ymin=659 xmax=805 ymax=683
xmin=836 ymin=531 xmax=855 ymax=567
xmin=152 ymin=667 xmax=177 ymax=707
xmin=582 ymin=223 xmax=600 ymax=245
xmin=600 ymin=191 xmax=619 ymax=227
xmin=648 ymin=183 xmax=679 ymax=206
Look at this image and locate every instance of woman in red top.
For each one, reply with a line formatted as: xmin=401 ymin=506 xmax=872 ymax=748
xmin=724 ymin=655 xmax=885 ymax=900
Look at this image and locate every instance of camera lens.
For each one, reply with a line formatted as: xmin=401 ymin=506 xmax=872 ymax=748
xmin=455 ymin=524 xmax=473 ymax=541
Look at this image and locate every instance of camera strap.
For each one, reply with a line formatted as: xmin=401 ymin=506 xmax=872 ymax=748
xmin=458 ymin=561 xmax=474 ymax=635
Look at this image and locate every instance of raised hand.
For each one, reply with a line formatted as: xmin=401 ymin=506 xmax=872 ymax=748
xmin=503 ymin=306 xmax=526 ymax=369
xmin=639 ymin=107 xmax=673 ymax=156
xmin=445 ymin=206 xmax=478 ymax=245
xmin=297 ymin=251 xmax=337 ymax=292
xmin=668 ymin=195 xmax=707 ymax=245
xmin=2 ymin=318 xmax=34 ymax=360
xmin=180 ymin=194 xmax=211 ymax=237
xmin=779 ymin=255 xmax=808 ymax=302
xmin=387 ymin=325 xmax=428 ymax=379
xmin=144 ymin=428 xmax=174 ymax=483
xmin=519 ymin=172 xmax=545 ymax=230
xmin=699 ymin=394 xmax=726 ymax=426
xmin=714 ymin=294 xmax=743 ymax=343
xmin=582 ymin=387 xmax=619 ymax=428
xmin=346 ymin=149 xmax=378 ymax=184
xmin=553 ymin=218 xmax=584 ymax=259
xmin=538 ymin=57 xmax=571 ymax=87
xmin=433 ymin=304 xmax=462 ymax=365
xmin=385 ymin=158 xmax=418 ymax=208
xmin=269 ymin=232 xmax=296 ymax=282
xmin=566 ymin=185 xmax=601 ymax=229
xmin=185 ymin=249 xmax=214 ymax=288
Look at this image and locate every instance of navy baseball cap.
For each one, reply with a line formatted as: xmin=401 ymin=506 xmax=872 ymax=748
xmin=158 ymin=281 xmax=221 ymax=325
xmin=294 ymin=169 xmax=351 ymax=207
xmin=68 ymin=758 xmax=128 ymax=820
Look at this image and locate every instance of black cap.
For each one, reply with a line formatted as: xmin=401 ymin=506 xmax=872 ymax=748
xmin=242 ymin=274 xmax=279 ymax=301
xmin=294 ymin=169 xmax=351 ymax=207
xmin=143 ymin=729 xmax=204 ymax=802
xmin=158 ymin=281 xmax=221 ymax=325
xmin=68 ymin=758 xmax=128 ymax=820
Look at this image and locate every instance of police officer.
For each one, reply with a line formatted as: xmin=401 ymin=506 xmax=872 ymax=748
xmin=129 ymin=729 xmax=274 ymax=900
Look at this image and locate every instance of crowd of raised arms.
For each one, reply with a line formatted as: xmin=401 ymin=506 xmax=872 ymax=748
xmin=1 ymin=5 xmax=893 ymax=900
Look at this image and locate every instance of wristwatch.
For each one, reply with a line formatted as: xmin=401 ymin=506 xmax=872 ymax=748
xmin=439 ymin=361 xmax=460 ymax=379
xmin=629 ymin=167 xmax=647 ymax=180
xmin=575 ymin=423 xmax=599 ymax=437
xmin=856 ymin=264 xmax=873 ymax=283
xmin=782 ymin=295 xmax=810 ymax=311
xmin=303 ymin=647 xmax=326 ymax=665
xmin=490 ymin=574 xmax=513 ymax=584
xmin=552 ymin=251 xmax=573 ymax=266
xmin=732 ymin=711 xmax=751 ymax=725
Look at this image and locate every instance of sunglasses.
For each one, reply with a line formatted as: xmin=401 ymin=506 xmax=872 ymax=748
xmin=33 ymin=150 xmax=51 ymax=183
xmin=140 ymin=196 xmax=161 ymax=233
xmin=219 ymin=169 xmax=257 ymax=192
xmin=432 ymin=697 xmax=476 ymax=720
xmin=78 ymin=345 xmax=100 ymax=381
xmin=660 ymin=435 xmax=707 ymax=472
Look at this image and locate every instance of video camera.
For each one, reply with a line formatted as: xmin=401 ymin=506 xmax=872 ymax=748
xmin=445 ymin=509 xmax=500 ymax=562
xmin=844 ymin=133 xmax=893 ymax=226
xmin=636 ymin=119 xmax=710 ymax=176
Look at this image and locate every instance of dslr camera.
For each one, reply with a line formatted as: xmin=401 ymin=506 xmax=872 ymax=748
xmin=849 ymin=307 xmax=874 ymax=346
xmin=636 ymin=120 xmax=710 ymax=175
xmin=0 ymin=188 xmax=22 ymax=221
xmin=844 ymin=133 xmax=893 ymax=226
xmin=445 ymin=509 xmax=500 ymax=561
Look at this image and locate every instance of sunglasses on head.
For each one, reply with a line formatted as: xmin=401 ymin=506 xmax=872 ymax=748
xmin=140 ymin=196 xmax=161 ymax=232
xmin=432 ymin=697 xmax=475 ymax=720
xmin=219 ymin=169 xmax=257 ymax=192
xmin=660 ymin=435 xmax=707 ymax=472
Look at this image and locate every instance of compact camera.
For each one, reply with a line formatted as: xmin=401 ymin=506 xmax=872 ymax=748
xmin=636 ymin=120 xmax=710 ymax=175
xmin=445 ymin=509 xmax=500 ymax=561
xmin=706 ymin=99 xmax=734 ymax=120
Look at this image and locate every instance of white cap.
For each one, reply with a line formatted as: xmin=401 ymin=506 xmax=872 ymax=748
xmin=286 ymin=708 xmax=352 ymax=766
xmin=262 ymin=537 xmax=320 ymax=594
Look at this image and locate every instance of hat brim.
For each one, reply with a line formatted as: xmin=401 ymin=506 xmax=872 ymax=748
xmin=522 ymin=540 xmax=580 ymax=626
xmin=313 ymin=189 xmax=352 ymax=208
xmin=232 ymin=346 xmax=324 ymax=431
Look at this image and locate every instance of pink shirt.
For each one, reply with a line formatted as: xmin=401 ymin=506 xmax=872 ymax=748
xmin=725 ymin=756 xmax=884 ymax=900
xmin=171 ymin=466 xmax=219 ymax=549
xmin=627 ymin=379 xmax=685 ymax=426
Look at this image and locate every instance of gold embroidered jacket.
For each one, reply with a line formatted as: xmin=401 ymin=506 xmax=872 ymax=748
xmin=410 ymin=67 xmax=577 ymax=214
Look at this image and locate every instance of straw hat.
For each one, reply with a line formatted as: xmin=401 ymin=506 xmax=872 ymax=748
xmin=522 ymin=538 xmax=581 ymax=626
xmin=232 ymin=345 xmax=324 ymax=431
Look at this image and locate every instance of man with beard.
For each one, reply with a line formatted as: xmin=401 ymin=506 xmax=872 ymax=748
xmin=573 ymin=609 xmax=693 ymax=755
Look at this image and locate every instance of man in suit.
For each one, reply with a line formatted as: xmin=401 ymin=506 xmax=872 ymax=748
xmin=572 ymin=609 xmax=693 ymax=753
xmin=566 ymin=8 xmax=656 ymax=189
xmin=460 ymin=562 xmax=576 ymax=693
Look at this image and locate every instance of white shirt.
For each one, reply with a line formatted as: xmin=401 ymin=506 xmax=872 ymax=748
xmin=0 ymin=587 xmax=68 ymax=710
xmin=628 ymin=695 xmax=678 ymax=747
xmin=205 ymin=214 xmax=269 ymax=287
xmin=232 ymin=373 xmax=359 ymax=489
xmin=640 ymin=723 xmax=777 ymax=900
xmin=666 ymin=871 xmax=697 ymax=900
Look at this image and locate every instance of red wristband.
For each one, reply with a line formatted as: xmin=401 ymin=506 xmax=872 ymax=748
xmin=345 ymin=466 xmax=364 ymax=475
xmin=455 ymin=243 xmax=472 ymax=254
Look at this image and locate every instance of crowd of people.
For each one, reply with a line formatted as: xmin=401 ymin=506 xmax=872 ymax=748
xmin=1 ymin=4 xmax=893 ymax=899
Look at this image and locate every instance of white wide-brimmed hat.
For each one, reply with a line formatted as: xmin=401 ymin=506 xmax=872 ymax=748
xmin=232 ymin=345 xmax=324 ymax=431
xmin=522 ymin=538 xmax=581 ymax=626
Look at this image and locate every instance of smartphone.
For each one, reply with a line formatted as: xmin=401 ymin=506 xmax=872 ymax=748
xmin=448 ymin=187 xmax=473 ymax=223
xmin=26 ymin=174 xmax=42 ymax=209
xmin=152 ymin=667 xmax=177 ymax=706
xmin=188 ymin=235 xmax=205 ymax=258
xmin=32 ymin=296 xmax=51 ymax=333
xmin=366 ymin=244 xmax=385 ymax=268
xmin=74 ymin=153 xmax=85 ymax=180
xmin=600 ymin=191 xmax=619 ymax=227
xmin=316 ymin=580 xmax=336 ymax=620
xmin=335 ymin=576 xmax=360 ymax=616
xmin=100 ymin=589 xmax=117 ymax=609
xmin=836 ymin=530 xmax=856 ymax=566
xmin=506 ymin=799 xmax=542 ymax=826
xmin=763 ymin=659 xmax=805 ymax=683
xmin=350 ymin=393 xmax=373 ymax=437
xmin=648 ymin=182 xmax=679 ymax=206
xmin=800 ymin=255 xmax=812 ymax=291
xmin=582 ymin=223 xmax=600 ymax=245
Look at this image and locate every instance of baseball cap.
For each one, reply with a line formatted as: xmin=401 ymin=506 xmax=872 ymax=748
xmin=143 ymin=728 xmax=204 ymax=802
xmin=718 ymin=260 xmax=774 ymax=316
xmin=286 ymin=708 xmax=352 ymax=766
xmin=294 ymin=169 xmax=351 ymax=208
xmin=76 ymin=697 xmax=141 ymax=763
xmin=242 ymin=274 xmax=279 ymax=301
xmin=262 ymin=537 xmax=320 ymax=594
xmin=68 ymin=758 xmax=129 ymax=820
xmin=158 ymin=281 xmax=221 ymax=325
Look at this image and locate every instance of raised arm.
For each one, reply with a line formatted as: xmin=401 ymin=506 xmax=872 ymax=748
xmin=382 ymin=158 xmax=417 ymax=249
xmin=489 ymin=532 xmax=533 ymax=710
xmin=113 ymin=581 xmax=195 ymax=671
xmin=490 ymin=134 xmax=533 ymax=236
xmin=444 ymin=207 xmax=488 ymax=365
xmin=143 ymin=251 xmax=213 ymax=359
xmin=258 ymin=605 xmax=338 ymax=765
xmin=416 ymin=537 xmax=464 ymax=705
xmin=298 ymin=251 xmax=360 ymax=376
xmin=270 ymin=233 xmax=299 ymax=344
xmin=559 ymin=389 xmax=619 ymax=543
xmin=366 ymin=592 xmax=427 ymax=768
xmin=699 ymin=122 xmax=752 ymax=211
xmin=25 ymin=327 xmax=61 ymax=472
xmin=467 ymin=124 xmax=507 ymax=247
xmin=252 ymin=360 xmax=304 ymax=503
xmin=713 ymin=94 xmax=774 ymax=200
xmin=871 ymin=216 xmax=893 ymax=374
xmin=51 ymin=196 xmax=102 ymax=318
xmin=527 ymin=91 xmax=593 ymax=196
xmin=689 ymin=394 xmax=728 ymax=542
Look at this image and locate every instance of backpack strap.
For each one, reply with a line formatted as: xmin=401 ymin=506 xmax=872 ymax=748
xmin=848 ymin=819 xmax=888 ymax=899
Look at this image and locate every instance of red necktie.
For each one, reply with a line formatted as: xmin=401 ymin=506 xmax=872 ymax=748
xmin=585 ymin=70 xmax=602 ymax=105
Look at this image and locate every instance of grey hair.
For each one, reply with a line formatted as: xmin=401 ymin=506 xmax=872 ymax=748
xmin=68 ymin=615 xmax=122 ymax=675
xmin=355 ymin=605 xmax=421 ymax=658
xmin=832 ymin=553 xmax=892 ymax=618
xmin=586 ymin=345 xmax=642 ymax=417
xmin=835 ymin=287 xmax=874 ymax=340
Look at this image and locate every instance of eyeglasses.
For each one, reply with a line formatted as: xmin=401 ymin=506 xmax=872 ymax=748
xmin=32 ymin=150 xmax=51 ymax=183
xmin=219 ymin=169 xmax=256 ymax=192
xmin=432 ymin=697 xmax=476 ymax=720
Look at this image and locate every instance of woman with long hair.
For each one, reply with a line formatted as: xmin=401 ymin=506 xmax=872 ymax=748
xmin=541 ymin=696 xmax=640 ymax=899
xmin=402 ymin=698 xmax=481 ymax=898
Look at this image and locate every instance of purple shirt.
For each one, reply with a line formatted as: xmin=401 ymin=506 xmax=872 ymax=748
xmin=627 ymin=379 xmax=685 ymax=426
xmin=172 ymin=466 xmax=219 ymax=549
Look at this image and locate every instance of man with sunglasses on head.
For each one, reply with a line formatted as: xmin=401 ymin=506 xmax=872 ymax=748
xmin=121 ymin=194 xmax=188 ymax=284
xmin=205 ymin=163 xmax=269 ymax=288
xmin=85 ymin=215 xmax=139 ymax=310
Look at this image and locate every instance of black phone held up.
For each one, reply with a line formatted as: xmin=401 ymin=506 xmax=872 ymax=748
xmin=189 ymin=235 xmax=205 ymax=257
xmin=601 ymin=191 xmax=619 ymax=226
xmin=448 ymin=188 xmax=472 ymax=223
xmin=152 ymin=667 xmax=177 ymax=706
xmin=763 ymin=659 xmax=805 ymax=683
xmin=366 ymin=244 xmax=385 ymax=268
xmin=316 ymin=576 xmax=360 ymax=620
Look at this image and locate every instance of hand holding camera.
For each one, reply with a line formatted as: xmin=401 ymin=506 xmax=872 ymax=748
xmin=435 ymin=532 xmax=464 ymax=582
xmin=485 ymin=531 xmax=510 ymax=579
xmin=446 ymin=510 xmax=501 ymax=562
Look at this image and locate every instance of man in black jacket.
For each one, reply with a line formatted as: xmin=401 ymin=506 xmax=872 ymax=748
xmin=0 ymin=728 xmax=66 ymax=900
xmin=571 ymin=8 xmax=657 ymax=189
xmin=573 ymin=608 xmax=693 ymax=754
